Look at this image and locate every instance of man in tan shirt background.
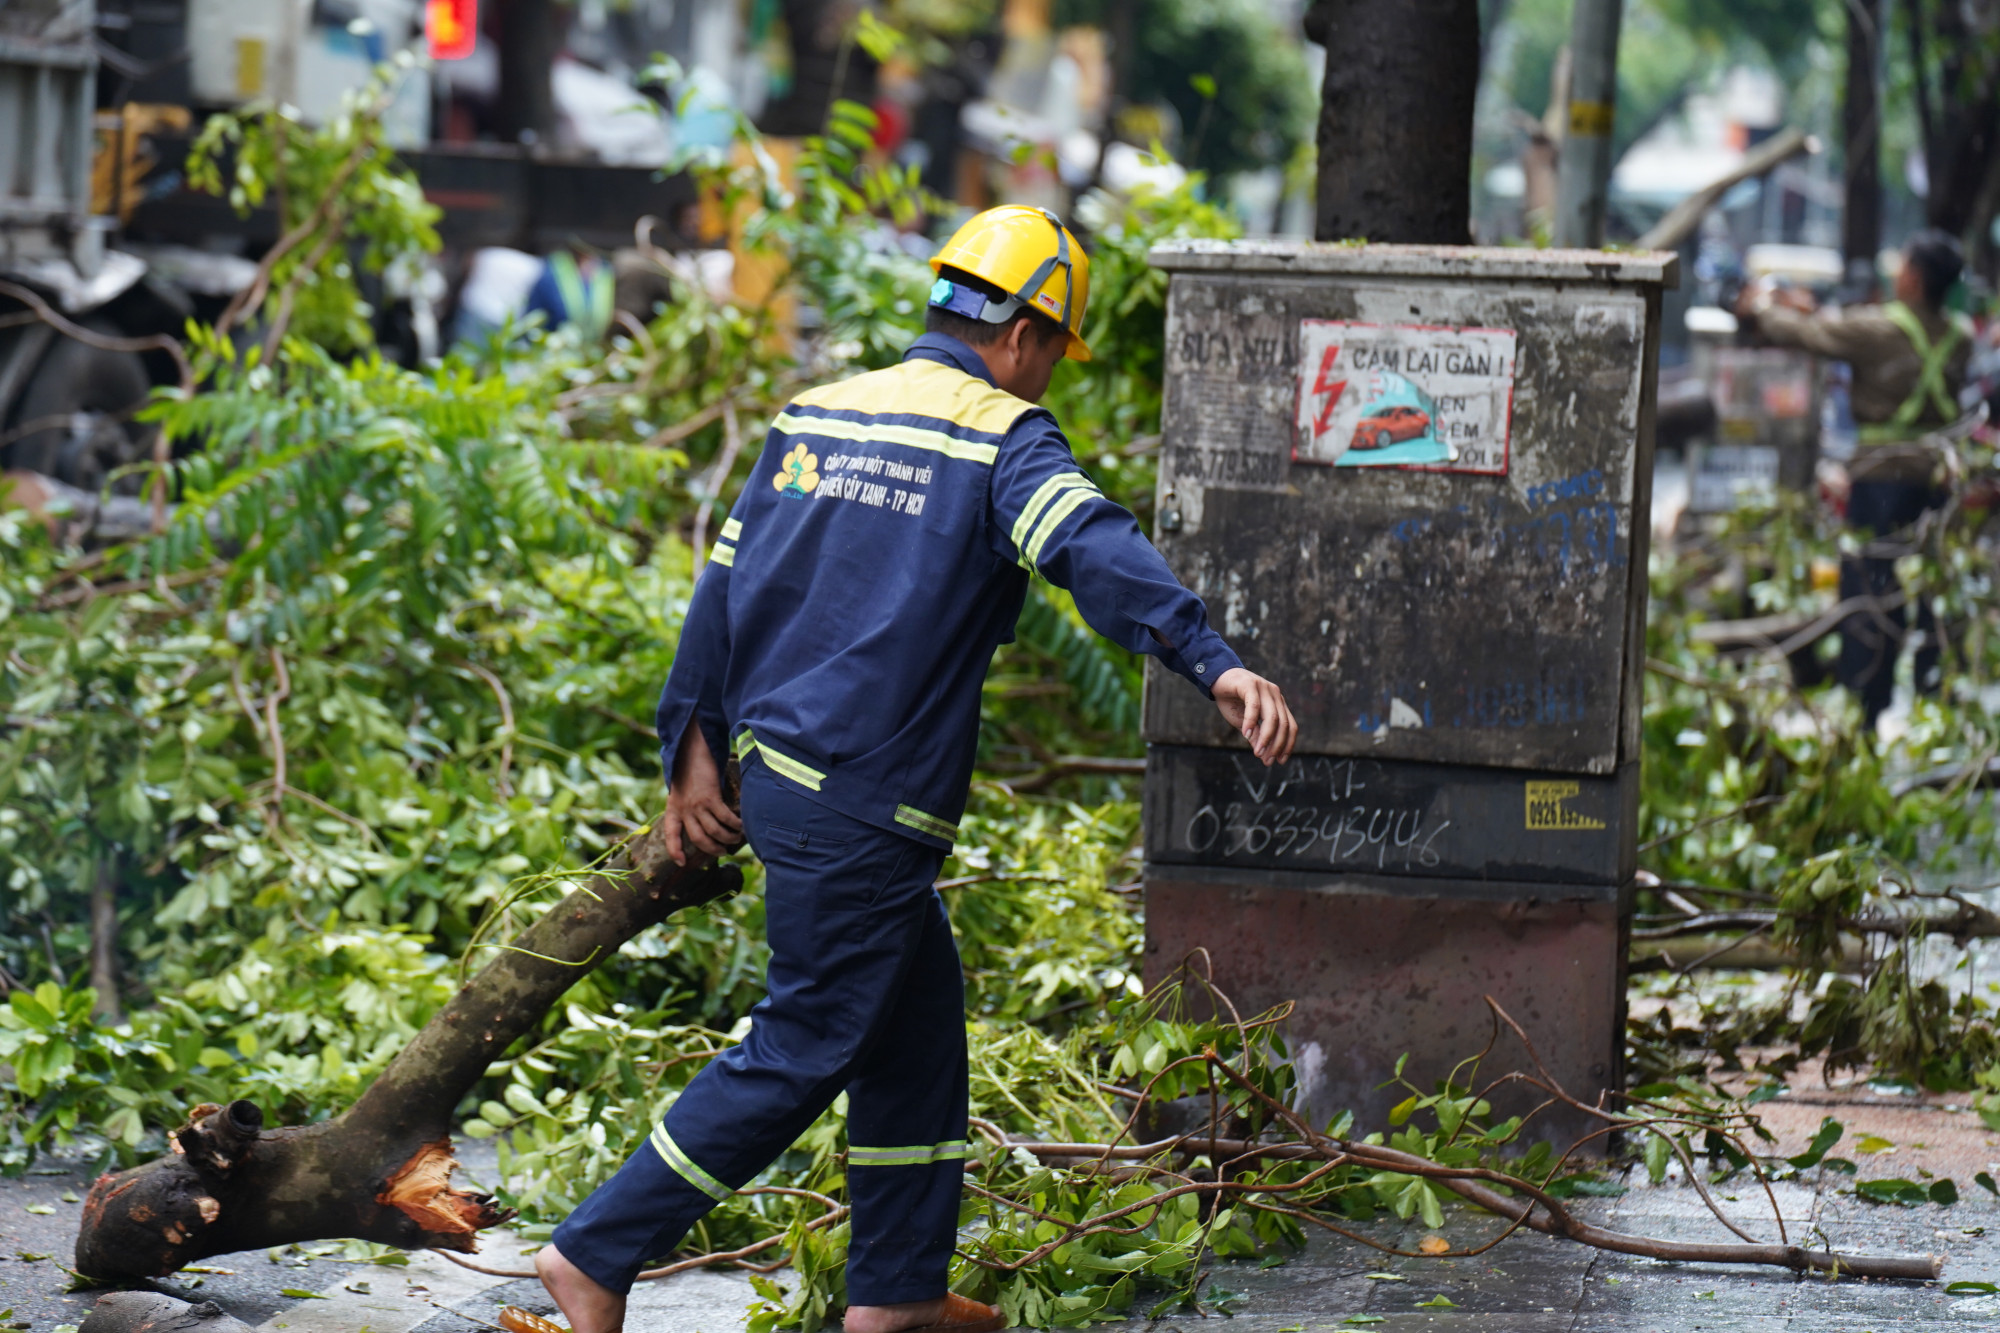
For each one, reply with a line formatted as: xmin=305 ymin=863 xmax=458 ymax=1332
xmin=1738 ymin=230 xmax=1973 ymax=725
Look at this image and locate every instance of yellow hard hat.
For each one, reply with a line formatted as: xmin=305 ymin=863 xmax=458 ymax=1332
xmin=928 ymin=205 xmax=1092 ymax=362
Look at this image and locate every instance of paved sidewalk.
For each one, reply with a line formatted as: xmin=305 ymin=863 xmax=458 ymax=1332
xmin=7 ymin=1078 xmax=2000 ymax=1333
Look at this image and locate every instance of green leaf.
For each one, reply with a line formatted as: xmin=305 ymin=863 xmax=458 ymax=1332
xmin=1388 ymin=1094 xmax=1418 ymax=1127
xmin=1854 ymin=1178 xmax=1929 ymax=1206
xmin=1976 ymin=1171 xmax=1998 ymax=1197
xmin=1787 ymin=1117 xmax=1843 ymax=1169
xmin=22 ymin=1205 xmax=52 ymax=1216
xmin=1642 ymin=1131 xmax=1671 ymax=1184
xmin=1189 ymin=73 xmax=1218 ymax=100
xmin=1946 ymin=1281 xmax=2000 ymax=1295
xmin=1930 ymin=1179 xmax=1959 ymax=1206
xmin=1415 ymin=1295 xmax=1456 ymax=1307
xmin=1341 ymin=1319 xmax=1383 ymax=1327
xmin=1855 ymin=1134 xmax=1895 ymax=1155
xmin=1363 ymin=1272 xmax=1405 ymax=1281
xmin=279 ymin=1289 xmax=325 ymax=1299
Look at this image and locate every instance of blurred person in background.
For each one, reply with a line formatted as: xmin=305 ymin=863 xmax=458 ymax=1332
xmin=1738 ymin=230 xmax=1974 ymax=727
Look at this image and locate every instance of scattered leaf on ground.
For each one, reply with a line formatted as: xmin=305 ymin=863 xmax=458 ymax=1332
xmin=1855 ymin=1134 xmax=1896 ymax=1154
xmin=22 ymin=1205 xmax=52 ymax=1215
xmin=1364 ymin=1272 xmax=1406 ymax=1281
xmin=1418 ymin=1235 xmax=1451 ymax=1255
xmin=1947 ymin=1281 xmax=2000 ymax=1295
xmin=59 ymin=1190 xmax=78 ymax=1203
xmin=1854 ymin=1178 xmax=1930 ymax=1206
xmin=279 ymin=1289 xmax=326 ymax=1299
xmin=1341 ymin=1319 xmax=1384 ymax=1327
xmin=1416 ymin=1295 xmax=1457 ymax=1308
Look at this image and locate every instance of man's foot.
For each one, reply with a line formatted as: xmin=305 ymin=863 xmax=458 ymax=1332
xmin=534 ymin=1243 xmax=626 ymax=1333
xmin=845 ymin=1293 xmax=1004 ymax=1333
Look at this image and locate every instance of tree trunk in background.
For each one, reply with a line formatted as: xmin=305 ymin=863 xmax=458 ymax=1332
xmin=1906 ymin=0 xmax=2000 ymax=260
xmin=1841 ymin=0 xmax=1882 ymax=281
xmin=88 ymin=860 xmax=120 ymax=1021
xmin=757 ymin=0 xmax=877 ymax=138
xmin=1303 ymin=0 xmax=1482 ymax=244
xmin=492 ymin=0 xmax=562 ymax=145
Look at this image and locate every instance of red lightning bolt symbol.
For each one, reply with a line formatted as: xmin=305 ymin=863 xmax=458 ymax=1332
xmin=1311 ymin=344 xmax=1346 ymax=436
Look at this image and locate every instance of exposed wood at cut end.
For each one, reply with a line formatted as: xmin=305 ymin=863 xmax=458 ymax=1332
xmin=377 ymin=1138 xmax=513 ymax=1246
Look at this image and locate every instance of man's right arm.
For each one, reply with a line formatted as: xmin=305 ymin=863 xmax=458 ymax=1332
xmin=1748 ymin=300 xmax=1881 ymax=362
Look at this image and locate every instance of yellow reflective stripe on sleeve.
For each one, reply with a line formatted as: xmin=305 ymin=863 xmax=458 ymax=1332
xmin=1009 ymin=471 xmax=1097 ymax=557
xmin=736 ymin=728 xmax=826 ymax=791
xmin=773 ymin=412 xmax=1000 ymax=465
xmin=894 ymin=804 xmax=959 ymax=841
xmin=1021 ymin=485 xmax=1102 ymax=572
xmin=720 ymin=517 xmax=742 ymax=541
xmin=849 ymin=1139 xmax=968 ymax=1167
xmin=649 ymin=1124 xmax=732 ymax=1201
xmin=709 ymin=541 xmax=735 ymax=567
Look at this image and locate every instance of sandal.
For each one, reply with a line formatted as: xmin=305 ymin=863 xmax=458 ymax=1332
xmin=905 ymin=1293 xmax=1006 ymax=1332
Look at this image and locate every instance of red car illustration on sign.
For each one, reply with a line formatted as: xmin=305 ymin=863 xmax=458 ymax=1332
xmin=1350 ymin=404 xmax=1432 ymax=450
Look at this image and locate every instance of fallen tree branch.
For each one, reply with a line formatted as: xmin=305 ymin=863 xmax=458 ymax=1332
xmin=1635 ymin=127 xmax=1817 ymax=251
xmin=74 ymin=826 xmax=742 ymax=1280
xmin=991 ymin=755 xmax=1147 ymax=794
xmin=1629 ymin=932 xmax=1870 ymax=973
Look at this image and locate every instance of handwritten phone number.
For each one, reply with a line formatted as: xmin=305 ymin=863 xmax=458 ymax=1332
xmin=1183 ymin=801 xmax=1451 ymax=869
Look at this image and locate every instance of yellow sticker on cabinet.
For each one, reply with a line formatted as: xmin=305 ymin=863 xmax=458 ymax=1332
xmin=1525 ymin=780 xmax=1605 ymax=831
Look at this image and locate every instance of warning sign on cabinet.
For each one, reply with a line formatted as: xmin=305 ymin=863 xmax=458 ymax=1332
xmin=1294 ymin=320 xmax=1518 ymax=475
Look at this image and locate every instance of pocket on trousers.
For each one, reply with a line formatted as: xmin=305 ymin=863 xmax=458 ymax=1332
xmin=758 ymin=819 xmax=853 ymax=856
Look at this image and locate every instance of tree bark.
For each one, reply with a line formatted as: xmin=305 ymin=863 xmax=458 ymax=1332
xmin=756 ymin=0 xmax=878 ymax=138
xmin=73 ymin=829 xmax=741 ymax=1281
xmin=89 ymin=858 xmax=121 ymax=1021
xmin=492 ymin=0 xmax=563 ymax=146
xmin=1909 ymin=0 xmax=2000 ymax=242
xmin=1841 ymin=0 xmax=1882 ymax=278
xmin=1303 ymin=0 xmax=1482 ymax=243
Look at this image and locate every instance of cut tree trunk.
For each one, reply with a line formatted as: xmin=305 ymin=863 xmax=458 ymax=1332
xmin=73 ymin=827 xmax=741 ymax=1280
xmin=1841 ymin=0 xmax=1882 ymax=279
xmin=1303 ymin=0 xmax=1482 ymax=243
xmin=492 ymin=0 xmax=563 ymax=146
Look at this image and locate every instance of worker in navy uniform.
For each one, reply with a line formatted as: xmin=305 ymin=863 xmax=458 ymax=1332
xmin=533 ymin=206 xmax=1298 ymax=1333
xmin=1740 ymin=230 xmax=1974 ymax=725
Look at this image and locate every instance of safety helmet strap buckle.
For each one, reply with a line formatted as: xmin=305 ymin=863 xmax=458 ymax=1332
xmin=1007 ymin=209 xmax=1074 ymax=329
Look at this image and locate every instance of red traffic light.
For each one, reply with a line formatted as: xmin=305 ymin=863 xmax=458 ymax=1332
xmin=427 ymin=0 xmax=478 ymax=61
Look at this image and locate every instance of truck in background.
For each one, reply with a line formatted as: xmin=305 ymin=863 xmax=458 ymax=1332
xmin=2 ymin=0 xmax=697 ymax=492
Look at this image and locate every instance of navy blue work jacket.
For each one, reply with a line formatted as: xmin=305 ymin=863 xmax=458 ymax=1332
xmin=655 ymin=332 xmax=1242 ymax=848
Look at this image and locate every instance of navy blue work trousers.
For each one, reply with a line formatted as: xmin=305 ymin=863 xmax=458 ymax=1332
xmin=551 ymin=763 xmax=965 ymax=1306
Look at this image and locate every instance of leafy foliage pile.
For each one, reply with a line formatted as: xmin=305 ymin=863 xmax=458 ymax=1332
xmin=7 ymin=40 xmax=2000 ymax=1330
xmin=1635 ymin=477 xmax=2000 ymax=1102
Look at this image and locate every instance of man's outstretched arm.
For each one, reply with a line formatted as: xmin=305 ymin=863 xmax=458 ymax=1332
xmin=995 ymin=420 xmax=1297 ymax=766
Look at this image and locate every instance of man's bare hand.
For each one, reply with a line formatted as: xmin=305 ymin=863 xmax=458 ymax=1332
xmin=663 ymin=719 xmax=743 ymax=866
xmin=1212 ymin=667 xmax=1297 ymax=767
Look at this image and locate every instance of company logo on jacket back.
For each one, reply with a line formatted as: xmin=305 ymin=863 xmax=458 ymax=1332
xmin=775 ymin=444 xmax=820 ymax=497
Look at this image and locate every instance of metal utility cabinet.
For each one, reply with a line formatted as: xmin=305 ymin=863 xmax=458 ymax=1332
xmin=1141 ymin=241 xmax=1673 ymax=1140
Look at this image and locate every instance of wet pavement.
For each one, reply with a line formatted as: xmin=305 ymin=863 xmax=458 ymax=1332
xmin=6 ymin=1083 xmax=2000 ymax=1333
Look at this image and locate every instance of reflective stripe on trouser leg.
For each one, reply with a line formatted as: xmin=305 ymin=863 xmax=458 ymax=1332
xmin=843 ymin=888 xmax=970 ymax=1307
xmin=554 ymin=764 xmax=953 ymax=1296
xmin=549 ymin=1131 xmax=718 ymax=1295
